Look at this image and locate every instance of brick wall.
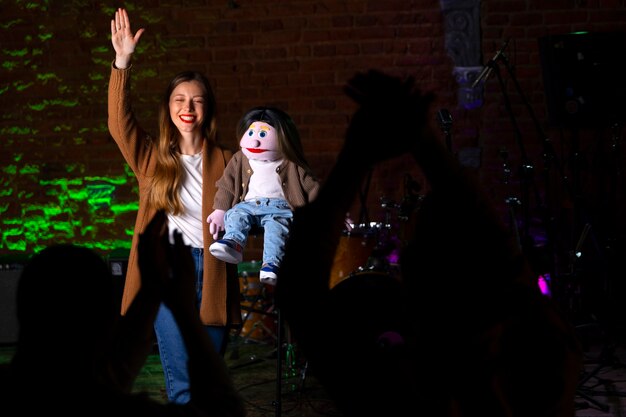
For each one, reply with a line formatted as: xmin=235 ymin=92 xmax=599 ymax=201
xmin=1 ymin=1 xmax=625 ymax=279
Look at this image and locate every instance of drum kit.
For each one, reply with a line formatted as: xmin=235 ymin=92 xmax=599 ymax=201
xmin=330 ymin=174 xmax=424 ymax=289
xmin=328 ymin=220 xmax=397 ymax=289
xmin=231 ymin=182 xmax=424 ymax=345
xmin=226 ymin=181 xmax=424 ymax=417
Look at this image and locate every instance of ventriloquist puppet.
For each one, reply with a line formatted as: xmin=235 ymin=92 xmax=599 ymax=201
xmin=207 ymin=106 xmax=319 ymax=284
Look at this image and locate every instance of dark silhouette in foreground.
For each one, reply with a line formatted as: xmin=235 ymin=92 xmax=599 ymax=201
xmin=276 ymin=70 xmax=583 ymax=417
xmin=0 ymin=210 xmax=245 ymax=417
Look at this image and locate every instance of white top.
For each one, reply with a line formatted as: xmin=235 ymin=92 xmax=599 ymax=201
xmin=245 ymin=159 xmax=285 ymax=201
xmin=168 ymin=152 xmax=204 ymax=248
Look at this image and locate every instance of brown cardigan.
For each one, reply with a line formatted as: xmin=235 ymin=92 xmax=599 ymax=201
xmin=213 ymin=150 xmax=320 ymax=212
xmin=107 ymin=64 xmax=241 ymax=326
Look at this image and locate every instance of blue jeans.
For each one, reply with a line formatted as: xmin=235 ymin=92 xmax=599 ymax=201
xmin=223 ymin=198 xmax=292 ymax=266
xmin=153 ymin=247 xmax=227 ymax=404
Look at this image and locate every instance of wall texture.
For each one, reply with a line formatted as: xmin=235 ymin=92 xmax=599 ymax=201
xmin=1 ymin=1 xmax=625 ymax=310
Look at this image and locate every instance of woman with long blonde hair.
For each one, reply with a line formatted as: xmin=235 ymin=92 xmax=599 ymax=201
xmin=107 ymin=7 xmax=240 ymax=404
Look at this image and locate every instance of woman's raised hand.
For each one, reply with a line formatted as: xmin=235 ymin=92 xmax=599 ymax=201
xmin=110 ymin=8 xmax=145 ymax=69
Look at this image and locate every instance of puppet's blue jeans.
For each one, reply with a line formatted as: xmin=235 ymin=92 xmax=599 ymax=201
xmin=153 ymin=247 xmax=227 ymax=404
xmin=223 ymin=198 xmax=293 ymax=267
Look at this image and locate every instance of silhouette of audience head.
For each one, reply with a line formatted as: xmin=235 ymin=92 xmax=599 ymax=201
xmin=13 ymin=244 xmax=119 ymax=376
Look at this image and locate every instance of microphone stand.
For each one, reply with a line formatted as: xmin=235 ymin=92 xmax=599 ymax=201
xmin=488 ymin=52 xmax=544 ymax=254
xmin=491 ymin=46 xmax=593 ymax=279
xmin=484 ymin=39 xmax=622 ymax=414
xmin=437 ymin=108 xmax=453 ymax=152
xmin=358 ymin=170 xmax=372 ymax=225
xmin=481 ymin=41 xmax=580 ymax=298
xmin=471 ymin=38 xmax=511 ymax=89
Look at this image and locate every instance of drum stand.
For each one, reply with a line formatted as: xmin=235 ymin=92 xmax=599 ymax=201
xmin=229 ymin=270 xmax=278 ymax=355
xmin=229 ymin=271 xmax=306 ymax=417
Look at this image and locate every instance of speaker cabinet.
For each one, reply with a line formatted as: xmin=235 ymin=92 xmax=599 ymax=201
xmin=0 ymin=251 xmax=129 ymax=346
xmin=539 ymin=31 xmax=626 ymax=128
xmin=0 ymin=267 xmax=22 ymax=345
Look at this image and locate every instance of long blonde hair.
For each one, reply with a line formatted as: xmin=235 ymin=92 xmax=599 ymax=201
xmin=148 ymin=71 xmax=217 ymax=214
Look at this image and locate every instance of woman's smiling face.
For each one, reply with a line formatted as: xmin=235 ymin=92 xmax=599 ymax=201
xmin=169 ymin=80 xmax=206 ymax=135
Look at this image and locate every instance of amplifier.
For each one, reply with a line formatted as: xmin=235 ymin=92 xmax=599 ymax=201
xmin=0 ymin=266 xmax=23 ymax=345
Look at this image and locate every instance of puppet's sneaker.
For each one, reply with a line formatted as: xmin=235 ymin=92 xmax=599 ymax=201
xmin=259 ymin=263 xmax=278 ymax=286
xmin=209 ymin=239 xmax=243 ymax=263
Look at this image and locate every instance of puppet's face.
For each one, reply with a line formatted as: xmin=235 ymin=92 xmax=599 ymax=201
xmin=240 ymin=121 xmax=282 ymax=162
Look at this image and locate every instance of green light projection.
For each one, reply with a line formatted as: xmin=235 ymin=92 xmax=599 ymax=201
xmin=0 ymin=2 xmax=160 ymax=261
xmin=2 ymin=170 xmax=138 ymax=255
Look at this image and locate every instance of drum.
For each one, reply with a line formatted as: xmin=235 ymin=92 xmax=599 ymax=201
xmin=329 ymin=224 xmax=380 ymax=289
xmin=237 ymin=262 xmax=277 ymax=343
xmin=239 ymin=301 xmax=277 ymax=343
xmin=239 ymin=268 xmax=265 ymax=303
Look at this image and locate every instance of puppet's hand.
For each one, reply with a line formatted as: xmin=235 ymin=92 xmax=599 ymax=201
xmin=207 ymin=209 xmax=226 ymax=240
